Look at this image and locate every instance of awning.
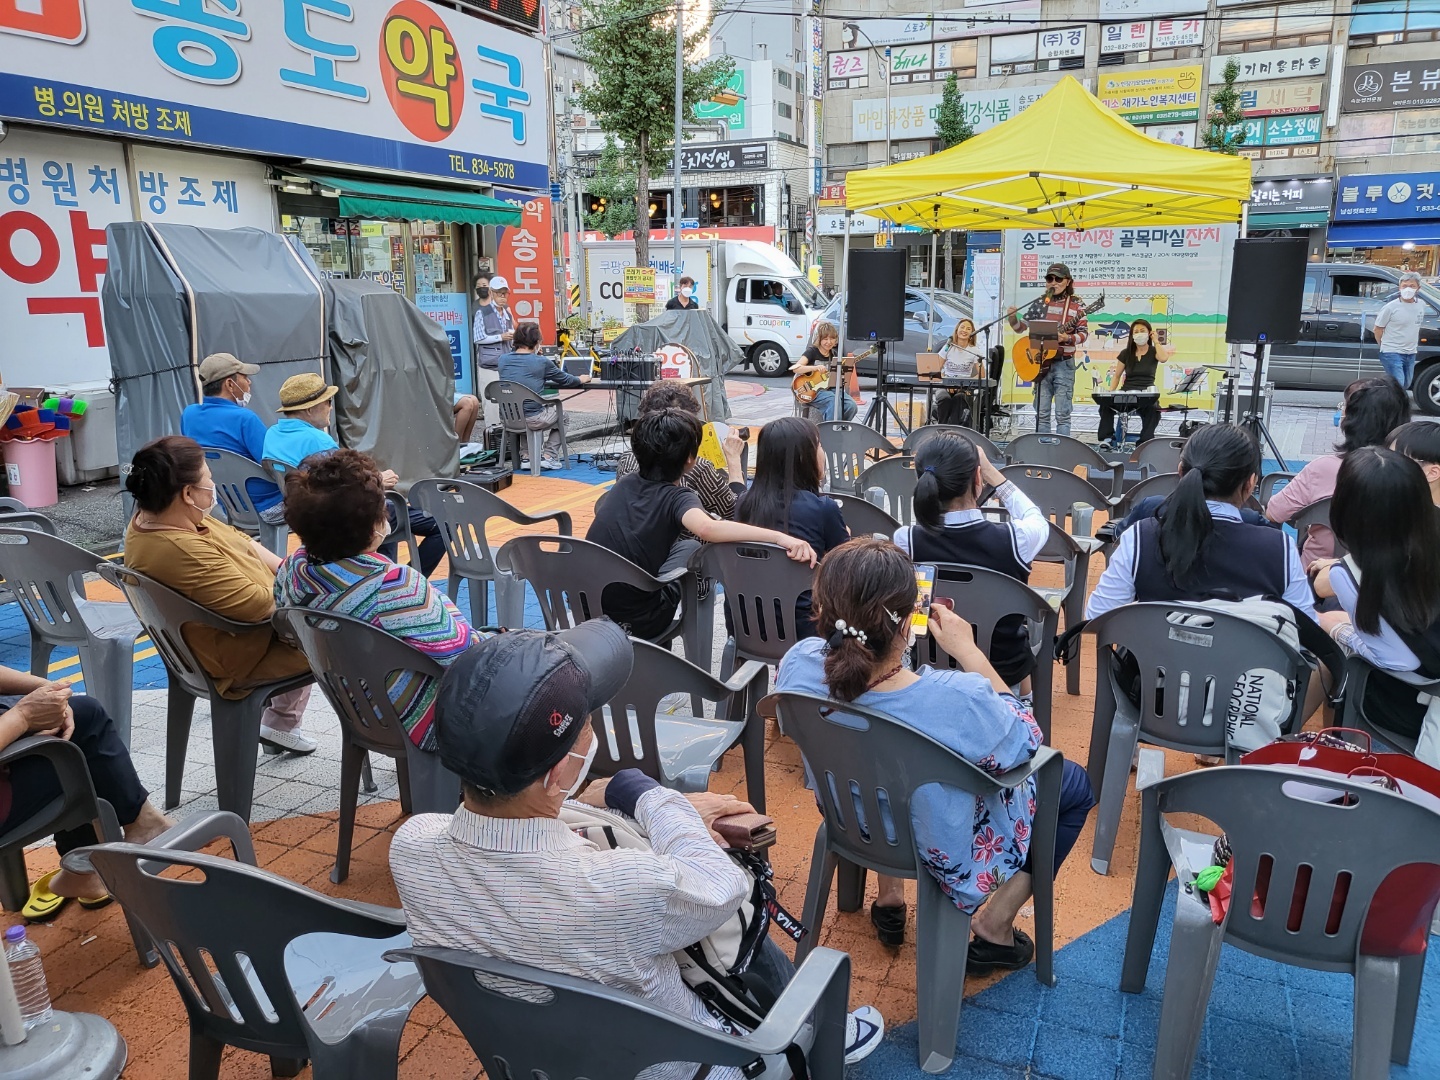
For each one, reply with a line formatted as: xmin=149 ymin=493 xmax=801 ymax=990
xmin=1248 ymin=211 xmax=1329 ymax=229
xmin=1327 ymin=221 xmax=1440 ymax=247
xmin=300 ymin=173 xmax=522 ymax=226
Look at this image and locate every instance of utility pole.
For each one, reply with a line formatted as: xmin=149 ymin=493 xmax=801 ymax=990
xmin=673 ymin=0 xmax=685 ymax=291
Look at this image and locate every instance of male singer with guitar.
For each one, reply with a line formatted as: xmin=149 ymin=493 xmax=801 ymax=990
xmin=791 ymin=320 xmax=863 ymax=421
xmin=1007 ymin=262 xmax=1089 ymax=436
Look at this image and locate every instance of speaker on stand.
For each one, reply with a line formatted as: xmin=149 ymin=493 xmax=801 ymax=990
xmin=846 ymin=249 xmax=908 ymax=434
xmin=1225 ymin=236 xmax=1306 ymax=470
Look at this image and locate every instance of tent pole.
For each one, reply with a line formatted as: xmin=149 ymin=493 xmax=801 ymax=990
xmin=927 ymin=205 xmax=939 ymax=352
xmin=837 ymin=209 xmax=853 ymax=423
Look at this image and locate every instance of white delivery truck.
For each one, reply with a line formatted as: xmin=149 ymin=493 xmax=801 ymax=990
xmin=582 ymin=238 xmax=828 ymax=376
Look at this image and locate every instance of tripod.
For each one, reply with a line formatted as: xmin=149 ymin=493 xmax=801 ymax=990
xmin=1235 ymin=343 xmax=1289 ymax=471
xmin=862 ymin=341 xmax=910 ymax=437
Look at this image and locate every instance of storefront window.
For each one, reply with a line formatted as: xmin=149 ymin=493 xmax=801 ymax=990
xmin=410 ymin=221 xmax=456 ymax=292
xmin=698 ymin=186 xmax=761 ymax=227
xmin=356 ymin=222 xmax=407 ymax=292
xmin=284 ymin=216 xmax=355 ymax=278
xmin=281 ymin=214 xmax=468 ymax=298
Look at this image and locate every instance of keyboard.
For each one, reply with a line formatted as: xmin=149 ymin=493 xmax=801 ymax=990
xmin=1092 ymin=390 xmax=1160 ymax=407
xmin=889 ymin=376 xmax=998 ymax=391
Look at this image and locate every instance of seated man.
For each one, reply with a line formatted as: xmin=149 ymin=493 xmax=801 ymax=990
xmin=585 ymin=408 xmax=818 ymax=641
xmin=454 ymin=392 xmax=481 ymax=444
xmin=389 ymin=621 xmax=883 ymax=1075
xmin=180 ymin=352 xmax=283 ymax=526
xmin=263 ymin=373 xmax=445 ymax=577
xmin=497 ymin=321 xmax=589 ymax=470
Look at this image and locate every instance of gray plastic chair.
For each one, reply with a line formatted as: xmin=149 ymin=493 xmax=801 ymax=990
xmin=387 ymin=944 xmax=852 ymax=1080
xmin=1131 ymin=437 xmax=1187 ymax=476
xmin=1084 ymin=601 xmax=1312 ymax=876
xmin=204 ymin=447 xmax=287 ymax=555
xmin=1007 ymin=431 xmax=1144 ymax=498
xmin=828 ymin=491 xmax=901 ymax=539
xmin=486 ymin=379 xmax=568 ymax=475
xmin=1256 ymin=470 xmax=1295 ymax=508
xmin=761 ymin=690 xmax=1063 ymax=1075
xmin=913 ymin=563 xmax=1059 ymax=741
xmin=856 ymin=454 xmax=918 ymax=526
xmin=818 ymin=420 xmax=896 ymax=493
xmin=81 ymin=840 xmax=423 ymax=1080
xmin=1120 ymin=765 xmax=1440 ymax=1079
xmin=1107 ymin=470 xmax=1181 ymax=522
xmin=97 ymin=562 xmax=313 ymax=821
xmin=381 ymin=490 xmax=416 ymax=568
xmin=1288 ymin=494 xmax=1345 ymax=557
xmin=0 ymin=528 xmax=142 ymax=744
xmin=1337 ymin=654 xmax=1429 ymax=756
xmin=590 ymin=637 xmax=763 ymax=801
xmin=273 ymin=607 xmax=462 ymax=883
xmin=0 ymin=505 xmax=56 ymax=671
xmin=409 ymin=476 xmax=572 ymax=628
xmin=903 ymin=424 xmax=1005 ymax=463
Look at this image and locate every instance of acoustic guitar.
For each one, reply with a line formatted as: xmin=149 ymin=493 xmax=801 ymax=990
xmin=792 ymin=344 xmax=877 ymax=404
xmin=1013 ymin=293 xmax=1107 ymax=382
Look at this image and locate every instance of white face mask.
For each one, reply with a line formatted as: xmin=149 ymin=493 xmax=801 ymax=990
xmin=239 ymin=391 xmax=252 ymax=407
xmin=1401 ymin=287 xmax=1418 ymax=300
xmin=188 ymin=483 xmax=219 ymax=518
xmin=550 ymin=736 xmax=599 ymax=799
xmin=1133 ymin=332 xmax=1150 ymax=346
xmin=680 ymin=286 xmax=693 ymax=299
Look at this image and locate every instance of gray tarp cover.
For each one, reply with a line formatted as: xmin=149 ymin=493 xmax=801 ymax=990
xmin=609 ymin=310 xmax=741 ymax=422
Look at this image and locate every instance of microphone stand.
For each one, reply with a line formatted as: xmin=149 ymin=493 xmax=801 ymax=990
xmin=971 ymin=288 xmax=1051 ymax=435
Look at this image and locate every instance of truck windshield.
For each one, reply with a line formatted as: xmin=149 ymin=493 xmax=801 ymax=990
xmin=787 ymin=277 xmax=826 ymax=310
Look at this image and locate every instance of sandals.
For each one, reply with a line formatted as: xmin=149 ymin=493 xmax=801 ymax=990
xmin=20 ymin=868 xmax=111 ymax=921
xmin=870 ymin=902 xmax=907 ymax=947
xmin=967 ymin=927 xmax=1035 ymax=975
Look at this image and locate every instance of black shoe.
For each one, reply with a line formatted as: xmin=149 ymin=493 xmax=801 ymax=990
xmin=967 ymin=927 xmax=1035 ymax=975
xmin=870 ymin=902 xmax=907 ymax=947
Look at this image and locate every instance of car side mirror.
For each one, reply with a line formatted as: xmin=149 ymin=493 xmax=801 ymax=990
xmin=784 ymin=297 xmax=802 ymax=315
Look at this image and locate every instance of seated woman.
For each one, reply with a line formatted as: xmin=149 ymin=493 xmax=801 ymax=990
xmin=734 ymin=417 xmax=848 ymax=639
xmin=1313 ymin=447 xmax=1440 ymax=745
xmin=777 ymin=538 xmax=1095 ymax=960
xmin=933 ymin=318 xmax=985 ymax=426
xmin=894 ymin=432 xmax=1049 ymax=702
xmin=2 ymin=676 xmax=172 ymax=918
xmin=274 ymin=449 xmax=487 ymax=750
xmin=1266 ymin=376 xmax=1410 ymax=568
xmin=124 ymin=436 xmax=316 ymax=754
xmin=791 ymin=320 xmax=861 ymax=422
xmin=1389 ymin=420 xmax=1440 ymax=507
xmin=497 ymin=321 xmax=591 ymax=470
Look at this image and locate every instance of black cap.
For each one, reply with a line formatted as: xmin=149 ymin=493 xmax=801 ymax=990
xmin=1046 ymin=262 xmax=1073 ymax=280
xmin=435 ymin=620 xmax=634 ymax=797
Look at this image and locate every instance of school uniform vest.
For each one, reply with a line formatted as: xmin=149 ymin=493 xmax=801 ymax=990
xmin=1132 ymin=516 xmax=1289 ymax=602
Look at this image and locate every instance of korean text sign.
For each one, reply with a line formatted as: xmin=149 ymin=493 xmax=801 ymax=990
xmin=0 ymin=0 xmax=548 ymax=189
xmin=1097 ymin=65 xmax=1204 ymax=123
xmin=1334 ymin=174 xmax=1440 ymax=221
xmin=494 ymin=187 xmax=556 ymax=342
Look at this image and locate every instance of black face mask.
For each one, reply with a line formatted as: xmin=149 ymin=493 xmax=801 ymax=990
xmin=477 ymin=287 xmax=491 ymax=301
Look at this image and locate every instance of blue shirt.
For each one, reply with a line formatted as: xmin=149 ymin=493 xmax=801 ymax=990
xmin=498 ymin=350 xmax=583 ymax=415
xmin=181 ymin=397 xmax=281 ymax=511
xmin=262 ymin=417 xmax=339 ymax=468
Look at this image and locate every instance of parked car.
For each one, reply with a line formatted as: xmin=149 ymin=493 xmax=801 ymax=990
xmin=818 ymin=288 xmax=976 ymax=377
xmin=1273 ymin=263 xmax=1440 ymax=413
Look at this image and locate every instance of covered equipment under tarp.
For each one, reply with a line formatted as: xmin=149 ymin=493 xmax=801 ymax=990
xmin=325 ymin=278 xmax=458 ymax=488
xmin=845 ymin=76 xmax=1251 ymax=231
xmin=610 ymin=310 xmax=744 ymax=422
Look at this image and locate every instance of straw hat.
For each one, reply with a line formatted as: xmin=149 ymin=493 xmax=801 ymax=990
xmin=276 ymin=372 xmax=338 ymax=413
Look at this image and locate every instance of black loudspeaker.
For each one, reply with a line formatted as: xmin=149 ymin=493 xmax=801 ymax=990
xmin=1226 ymin=237 xmax=1307 ymax=344
xmin=846 ymin=249 xmax=907 ymax=342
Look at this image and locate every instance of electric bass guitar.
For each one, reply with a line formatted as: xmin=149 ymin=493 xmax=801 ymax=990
xmin=1013 ymin=293 xmax=1107 ymax=383
xmin=792 ymin=344 xmax=877 ymax=404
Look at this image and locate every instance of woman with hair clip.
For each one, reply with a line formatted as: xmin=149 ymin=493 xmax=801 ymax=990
xmin=734 ymin=416 xmax=848 ymax=639
xmin=1389 ymin=420 xmax=1440 ymax=507
xmin=1266 ymin=375 xmax=1411 ymax=568
xmin=894 ymin=432 xmax=1050 ymax=704
xmin=777 ymin=538 xmax=1094 ymax=956
xmin=1312 ymin=447 xmax=1440 ymax=746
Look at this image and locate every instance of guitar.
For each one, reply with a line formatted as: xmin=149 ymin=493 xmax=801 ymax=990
xmin=792 ymin=344 xmax=877 ymax=404
xmin=1013 ymin=292 xmax=1107 ymax=382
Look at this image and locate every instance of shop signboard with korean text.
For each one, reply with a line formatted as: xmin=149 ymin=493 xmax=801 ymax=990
xmin=0 ymin=0 xmax=549 ymax=190
xmin=1102 ymin=16 xmax=1202 ymax=54
xmin=416 ymin=293 xmax=473 ymax=396
xmin=1239 ymin=80 xmax=1324 ymax=117
xmin=999 ymin=225 xmax=1237 ymax=408
xmin=1341 ymin=61 xmax=1440 ymax=113
xmin=858 ymin=4 xmax=1044 ymax=47
xmin=1334 ymin=174 xmax=1440 ymax=222
xmin=1250 ymin=176 xmax=1334 ymax=215
xmin=851 ymin=84 xmax=1051 ymax=141
xmin=495 ymin=188 xmax=556 ymax=343
xmin=1096 ymin=66 xmax=1204 ymax=123
xmin=1098 ymin=0 xmax=1198 ymax=16
xmin=677 ymin=144 xmax=770 ymax=173
xmin=1227 ymin=114 xmax=1322 ymax=149
xmin=129 ymin=146 xmax=273 ymax=230
xmin=1208 ymin=46 xmax=1328 ymax=84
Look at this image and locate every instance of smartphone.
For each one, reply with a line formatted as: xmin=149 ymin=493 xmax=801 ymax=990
xmin=913 ymin=564 xmax=937 ymax=637
xmin=1157 ymin=328 xmax=1169 ymax=345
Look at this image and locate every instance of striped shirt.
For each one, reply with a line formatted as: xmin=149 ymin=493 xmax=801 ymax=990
xmin=389 ymin=787 xmax=750 ymax=1080
xmin=274 ymin=551 xmax=483 ymax=749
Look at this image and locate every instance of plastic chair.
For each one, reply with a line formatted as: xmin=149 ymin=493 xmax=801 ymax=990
xmin=903 ymin=423 xmax=1005 ymax=463
xmin=1107 ymin=470 xmax=1181 ymax=522
xmin=761 ymin=690 xmax=1062 ymax=1075
xmin=818 ymin=420 xmax=896 ymax=493
xmin=204 ymin=447 xmax=288 ymax=555
xmin=273 ymin=608 xmax=462 ymax=884
xmin=409 ymin=477 xmax=572 ymax=628
xmin=97 ymin=562 xmax=313 ymax=822
xmin=0 ymin=505 xmax=56 ymax=670
xmin=1131 ymin=436 xmax=1187 ymax=476
xmin=1006 ymin=431 xmax=1144 ymax=498
xmin=1256 ymin=470 xmax=1295 ymax=508
xmin=387 ymin=944 xmax=853 ymax=1080
xmin=913 ymin=563 xmax=1059 ymax=740
xmin=1288 ymin=495 xmax=1345 ymax=557
xmin=1337 ymin=654 xmax=1430 ymax=756
xmin=828 ymin=491 xmax=901 ymax=539
xmin=377 ymin=490 xmax=416 ymax=568
xmin=0 ymin=528 xmax=143 ymax=745
xmin=485 ymin=380 xmax=568 ymax=476
xmin=1120 ymin=765 xmax=1440 ymax=1079
xmin=856 ymin=454 xmax=918 ymax=526
xmin=81 ymin=840 xmax=423 ymax=1080
xmin=1084 ymin=601 xmax=1312 ymax=876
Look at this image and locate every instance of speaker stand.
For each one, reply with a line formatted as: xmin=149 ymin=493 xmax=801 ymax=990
xmin=862 ymin=342 xmax=910 ymax=437
xmin=1238 ymin=343 xmax=1289 ymax=471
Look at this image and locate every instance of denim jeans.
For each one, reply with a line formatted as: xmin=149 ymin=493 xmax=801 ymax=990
xmin=1034 ymin=358 xmax=1075 ymax=436
xmin=811 ymin=389 xmax=856 ymax=422
xmin=1021 ymin=758 xmax=1096 ymax=874
xmin=1379 ymin=351 xmax=1416 ymax=390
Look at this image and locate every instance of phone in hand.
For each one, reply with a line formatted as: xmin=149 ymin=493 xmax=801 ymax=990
xmin=912 ymin=564 xmax=937 ymax=637
xmin=1157 ymin=328 xmax=1169 ymax=345
xmin=930 ymin=596 xmax=954 ymax=613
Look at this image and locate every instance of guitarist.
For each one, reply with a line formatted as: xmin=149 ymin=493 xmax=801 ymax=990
xmin=791 ymin=320 xmax=862 ymax=421
xmin=1006 ymin=262 xmax=1089 ymax=437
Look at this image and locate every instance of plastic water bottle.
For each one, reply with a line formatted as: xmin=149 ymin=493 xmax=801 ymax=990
xmin=3 ymin=925 xmax=53 ymax=1029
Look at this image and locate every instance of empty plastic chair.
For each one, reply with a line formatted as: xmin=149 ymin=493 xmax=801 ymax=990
xmin=204 ymin=447 xmax=287 ymax=555
xmin=0 ymin=505 xmax=56 ymax=673
xmin=818 ymin=421 xmax=896 ymax=493
xmin=380 ymin=490 xmax=417 ymax=568
xmin=1107 ymin=470 xmax=1181 ymax=523
xmin=1287 ymin=494 xmax=1345 ymax=557
xmin=827 ymin=491 xmax=901 ymax=539
xmin=486 ymin=379 xmax=569 ymax=475
xmin=856 ymin=454 xmax=918 ymax=526
xmin=1256 ymin=470 xmax=1295 ymax=508
xmin=762 ymin=690 xmax=1062 ymax=1074
xmin=903 ymin=423 xmax=1004 ymax=463
xmin=1007 ymin=431 xmax=1143 ymax=498
xmin=0 ymin=528 xmax=143 ymax=744
xmin=1131 ymin=436 xmax=1187 ymax=476
xmin=409 ymin=477 xmax=572 ymax=628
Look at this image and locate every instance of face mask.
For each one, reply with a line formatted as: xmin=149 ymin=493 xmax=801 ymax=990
xmin=239 ymin=391 xmax=252 ymax=408
xmin=1401 ymin=287 xmax=1418 ymax=300
xmin=477 ymin=287 xmax=491 ymax=301
xmin=188 ymin=484 xmax=218 ymax=518
xmin=550 ymin=736 xmax=599 ymax=799
xmin=680 ymin=286 xmax=693 ymax=299
xmin=1133 ymin=332 xmax=1150 ymax=346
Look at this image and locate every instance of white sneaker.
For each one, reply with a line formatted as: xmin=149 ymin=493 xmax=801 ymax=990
xmin=845 ymin=1005 xmax=884 ymax=1064
xmin=540 ymin=457 xmax=564 ymax=471
xmin=259 ymin=726 xmax=318 ymax=755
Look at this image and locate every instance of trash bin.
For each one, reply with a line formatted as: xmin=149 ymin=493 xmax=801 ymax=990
xmin=5 ymin=439 xmax=59 ymax=508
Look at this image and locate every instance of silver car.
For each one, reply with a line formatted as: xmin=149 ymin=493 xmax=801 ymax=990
xmin=820 ymin=288 xmax=976 ymax=377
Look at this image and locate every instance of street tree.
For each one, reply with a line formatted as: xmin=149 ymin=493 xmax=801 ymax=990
xmin=933 ymin=72 xmax=976 ymax=290
xmin=584 ymin=136 xmax=639 ymax=238
xmin=1201 ymin=58 xmax=1247 ymax=154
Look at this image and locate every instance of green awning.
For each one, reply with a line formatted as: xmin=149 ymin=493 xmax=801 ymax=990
xmin=302 ymin=173 xmax=522 ymax=226
xmin=1248 ymin=211 xmax=1329 ymax=229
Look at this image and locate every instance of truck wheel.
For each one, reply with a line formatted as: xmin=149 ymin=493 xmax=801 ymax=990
xmin=1416 ymin=365 xmax=1440 ymax=416
xmin=749 ymin=342 xmax=789 ymax=377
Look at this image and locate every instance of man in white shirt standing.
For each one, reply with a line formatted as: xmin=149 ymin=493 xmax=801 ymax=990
xmin=472 ymin=274 xmax=515 ymax=427
xmin=1375 ymin=272 xmax=1425 ymax=391
xmin=388 ymin=620 xmax=883 ymax=1077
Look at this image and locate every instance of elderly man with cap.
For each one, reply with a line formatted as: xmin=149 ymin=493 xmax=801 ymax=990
xmin=389 ymin=620 xmax=884 ymax=1073
xmin=1006 ymin=262 xmax=1090 ymax=437
xmin=181 ymin=352 xmax=285 ymax=526
xmin=473 ymin=274 xmax=516 ymax=429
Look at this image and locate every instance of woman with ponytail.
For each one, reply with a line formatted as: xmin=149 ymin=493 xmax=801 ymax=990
xmin=777 ymin=538 xmax=1094 ymax=959
xmin=896 ymin=432 xmax=1049 ymax=697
